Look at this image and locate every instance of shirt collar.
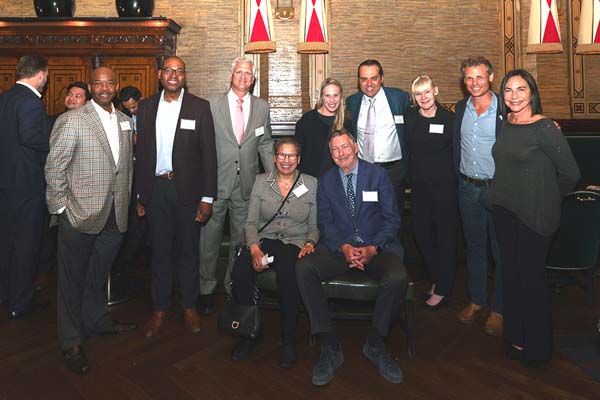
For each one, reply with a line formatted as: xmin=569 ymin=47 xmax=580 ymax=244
xmin=467 ymin=92 xmax=498 ymax=113
xmin=16 ymin=81 xmax=42 ymax=98
xmin=228 ymin=89 xmax=250 ymax=103
xmin=160 ymin=88 xmax=185 ymax=104
xmin=91 ymin=98 xmax=115 ymax=116
xmin=339 ymin=159 xmax=359 ymax=179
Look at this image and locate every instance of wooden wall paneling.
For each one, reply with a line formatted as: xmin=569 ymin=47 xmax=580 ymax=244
xmin=103 ymin=56 xmax=157 ymax=99
xmin=0 ymin=57 xmax=18 ymax=95
xmin=47 ymin=57 xmax=89 ymax=115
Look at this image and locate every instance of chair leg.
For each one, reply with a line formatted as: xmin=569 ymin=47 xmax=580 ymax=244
xmin=405 ymin=299 xmax=415 ymax=359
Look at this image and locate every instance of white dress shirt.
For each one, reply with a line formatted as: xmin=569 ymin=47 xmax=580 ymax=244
xmin=155 ymin=89 xmax=184 ymax=175
xmin=227 ymin=89 xmax=250 ymax=136
xmin=91 ymin=99 xmax=120 ymax=166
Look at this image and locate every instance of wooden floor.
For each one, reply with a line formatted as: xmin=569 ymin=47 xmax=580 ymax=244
xmin=1 ymin=261 xmax=599 ymax=400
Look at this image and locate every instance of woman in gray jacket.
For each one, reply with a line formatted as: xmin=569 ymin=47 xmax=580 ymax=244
xmin=230 ymin=137 xmax=319 ymax=369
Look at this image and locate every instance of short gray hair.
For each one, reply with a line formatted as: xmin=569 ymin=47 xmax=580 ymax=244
xmin=230 ymin=56 xmax=255 ymax=75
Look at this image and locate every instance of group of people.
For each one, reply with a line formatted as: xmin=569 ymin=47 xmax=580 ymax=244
xmin=0 ymin=52 xmax=580 ymax=385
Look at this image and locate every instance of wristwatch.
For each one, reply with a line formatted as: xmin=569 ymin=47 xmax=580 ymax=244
xmin=375 ymin=244 xmax=384 ymax=254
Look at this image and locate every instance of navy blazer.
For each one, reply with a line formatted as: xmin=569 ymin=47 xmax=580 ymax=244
xmin=135 ymin=90 xmax=218 ymax=206
xmin=346 ymin=86 xmax=411 ymax=162
xmin=452 ymin=94 xmax=503 ymax=175
xmin=317 ymin=159 xmax=404 ymax=259
xmin=0 ymin=84 xmax=50 ymax=199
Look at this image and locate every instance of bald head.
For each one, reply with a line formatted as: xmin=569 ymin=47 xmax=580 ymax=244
xmin=89 ymin=67 xmax=118 ymax=112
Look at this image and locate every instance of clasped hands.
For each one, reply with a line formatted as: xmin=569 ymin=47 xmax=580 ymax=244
xmin=340 ymin=243 xmax=377 ymax=270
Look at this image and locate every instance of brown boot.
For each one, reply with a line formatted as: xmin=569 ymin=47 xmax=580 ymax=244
xmin=484 ymin=312 xmax=504 ymax=336
xmin=145 ymin=311 xmax=167 ymax=338
xmin=457 ymin=303 xmax=483 ymax=324
xmin=183 ymin=308 xmax=201 ymax=334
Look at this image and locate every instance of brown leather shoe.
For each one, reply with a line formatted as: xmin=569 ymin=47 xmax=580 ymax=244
xmin=484 ymin=312 xmax=504 ymax=336
xmin=457 ymin=303 xmax=483 ymax=324
xmin=183 ymin=308 xmax=201 ymax=334
xmin=145 ymin=311 xmax=167 ymax=338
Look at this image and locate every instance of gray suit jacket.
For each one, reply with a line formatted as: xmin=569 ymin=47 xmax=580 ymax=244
xmin=208 ymin=92 xmax=274 ymax=201
xmin=45 ymin=101 xmax=133 ymax=234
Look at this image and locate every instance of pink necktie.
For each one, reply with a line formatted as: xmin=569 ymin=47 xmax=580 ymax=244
xmin=235 ymin=98 xmax=244 ymax=144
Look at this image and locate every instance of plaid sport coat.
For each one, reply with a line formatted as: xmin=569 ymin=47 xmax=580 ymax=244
xmin=45 ymin=101 xmax=133 ymax=234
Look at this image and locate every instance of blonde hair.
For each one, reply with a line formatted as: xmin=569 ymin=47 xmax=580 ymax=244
xmin=315 ymin=77 xmax=346 ymax=132
xmin=410 ymin=74 xmax=438 ymax=104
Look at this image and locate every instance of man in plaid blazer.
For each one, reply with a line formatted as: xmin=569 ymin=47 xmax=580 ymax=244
xmin=45 ymin=66 xmax=136 ymax=375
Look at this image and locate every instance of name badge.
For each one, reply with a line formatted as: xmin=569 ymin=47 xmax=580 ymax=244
xmin=362 ymin=191 xmax=378 ymax=202
xmin=394 ymin=115 xmax=404 ymax=124
xmin=180 ymin=119 xmax=196 ymax=130
xmin=255 ymin=126 xmax=265 ymax=137
xmin=292 ymin=184 xmax=309 ymax=198
xmin=119 ymin=121 xmax=131 ymax=131
xmin=429 ymin=124 xmax=444 ymax=134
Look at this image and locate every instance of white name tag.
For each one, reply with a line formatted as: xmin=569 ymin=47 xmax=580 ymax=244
xmin=362 ymin=191 xmax=378 ymax=202
xmin=255 ymin=126 xmax=265 ymax=137
xmin=429 ymin=124 xmax=444 ymax=134
xmin=120 ymin=121 xmax=131 ymax=131
xmin=394 ymin=115 xmax=404 ymax=124
xmin=261 ymin=253 xmax=274 ymax=266
xmin=292 ymin=184 xmax=309 ymax=198
xmin=180 ymin=119 xmax=196 ymax=130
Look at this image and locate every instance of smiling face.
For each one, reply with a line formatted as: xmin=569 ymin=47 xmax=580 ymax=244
xmin=463 ymin=64 xmax=493 ymax=99
xmin=274 ymin=143 xmax=300 ymax=176
xmin=89 ymin=67 xmax=118 ymax=112
xmin=230 ymin=61 xmax=255 ymax=97
xmin=319 ymin=84 xmax=342 ymax=116
xmin=329 ymin=133 xmax=358 ymax=174
xmin=503 ymin=75 xmax=532 ymax=116
xmin=159 ymin=57 xmax=186 ymax=95
xmin=413 ymin=82 xmax=438 ymax=112
xmin=64 ymin=86 xmax=87 ymax=110
xmin=121 ymin=98 xmax=139 ymax=115
xmin=358 ymin=65 xmax=383 ymax=98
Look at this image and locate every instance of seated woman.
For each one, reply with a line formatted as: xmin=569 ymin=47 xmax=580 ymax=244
xmin=230 ymin=137 xmax=318 ymax=369
xmin=295 ymin=77 xmax=349 ymax=177
xmin=404 ymin=75 xmax=458 ymax=310
xmin=487 ymin=69 xmax=580 ymax=368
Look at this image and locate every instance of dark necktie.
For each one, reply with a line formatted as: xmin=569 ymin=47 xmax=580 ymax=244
xmin=346 ymin=173 xmax=355 ymax=217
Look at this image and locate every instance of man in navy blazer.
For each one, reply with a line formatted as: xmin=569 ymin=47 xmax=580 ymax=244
xmin=296 ymin=130 xmax=408 ymax=386
xmin=346 ymin=59 xmax=411 ymax=213
xmin=0 ymin=55 xmax=51 ymax=319
xmin=135 ymin=56 xmax=217 ymax=338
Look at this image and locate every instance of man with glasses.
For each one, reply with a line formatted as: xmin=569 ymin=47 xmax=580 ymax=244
xmin=198 ymin=56 xmax=273 ymax=313
xmin=296 ymin=129 xmax=408 ymax=386
xmin=135 ymin=56 xmax=217 ymax=338
xmin=46 ymin=66 xmax=136 ymax=374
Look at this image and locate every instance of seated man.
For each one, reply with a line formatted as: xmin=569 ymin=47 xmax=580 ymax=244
xmin=296 ymin=129 xmax=408 ymax=386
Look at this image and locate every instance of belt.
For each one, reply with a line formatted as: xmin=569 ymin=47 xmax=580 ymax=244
xmin=460 ymin=173 xmax=492 ymax=187
xmin=374 ymin=160 xmax=400 ymax=168
xmin=157 ymin=172 xmax=175 ymax=180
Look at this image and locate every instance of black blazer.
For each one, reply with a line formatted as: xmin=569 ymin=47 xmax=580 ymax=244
xmin=135 ymin=91 xmax=217 ymax=206
xmin=0 ymin=84 xmax=50 ymax=199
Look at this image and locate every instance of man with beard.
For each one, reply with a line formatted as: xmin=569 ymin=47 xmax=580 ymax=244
xmin=46 ymin=66 xmax=136 ymax=375
xmin=0 ymin=55 xmax=51 ymax=319
xmin=135 ymin=56 xmax=217 ymax=338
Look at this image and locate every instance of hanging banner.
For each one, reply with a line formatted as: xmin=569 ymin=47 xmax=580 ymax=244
xmin=298 ymin=0 xmax=329 ymax=54
xmin=526 ymin=0 xmax=563 ymax=53
xmin=577 ymin=0 xmax=600 ymax=54
xmin=245 ymin=0 xmax=276 ymax=53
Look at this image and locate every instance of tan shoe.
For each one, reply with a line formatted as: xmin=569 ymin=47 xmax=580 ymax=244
xmin=145 ymin=311 xmax=167 ymax=338
xmin=457 ymin=303 xmax=483 ymax=324
xmin=183 ymin=308 xmax=201 ymax=334
xmin=484 ymin=312 xmax=504 ymax=336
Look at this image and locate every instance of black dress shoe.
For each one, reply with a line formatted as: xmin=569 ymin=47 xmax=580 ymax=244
xmin=7 ymin=300 xmax=50 ymax=320
xmin=422 ymin=296 xmax=451 ymax=311
xmin=96 ymin=321 xmax=138 ymax=335
xmin=63 ymin=346 xmax=90 ymax=375
xmin=231 ymin=336 xmax=262 ymax=361
xmin=279 ymin=336 xmax=297 ymax=369
xmin=505 ymin=345 xmax=523 ymax=360
xmin=197 ymin=294 xmax=215 ymax=315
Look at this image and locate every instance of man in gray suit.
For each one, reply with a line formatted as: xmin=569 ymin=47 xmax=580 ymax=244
xmin=46 ymin=66 xmax=136 ymax=375
xmin=198 ymin=56 xmax=273 ymax=312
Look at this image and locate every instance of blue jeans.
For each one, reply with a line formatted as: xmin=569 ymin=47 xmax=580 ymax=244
xmin=458 ymin=178 xmax=502 ymax=314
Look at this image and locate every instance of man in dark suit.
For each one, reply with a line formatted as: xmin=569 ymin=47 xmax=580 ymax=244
xmin=198 ymin=56 xmax=273 ymax=313
xmin=135 ymin=56 xmax=218 ymax=338
xmin=296 ymin=129 xmax=408 ymax=386
xmin=0 ymin=55 xmax=51 ymax=319
xmin=346 ymin=59 xmax=411 ymax=213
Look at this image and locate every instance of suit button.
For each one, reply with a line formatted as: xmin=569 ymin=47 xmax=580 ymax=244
xmin=235 ymin=160 xmax=238 ymax=164
xmin=238 ymin=146 xmax=242 ymax=149
xmin=115 ymin=171 xmax=119 ymax=175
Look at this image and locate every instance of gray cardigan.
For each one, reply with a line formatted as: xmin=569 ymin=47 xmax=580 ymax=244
xmin=245 ymin=170 xmax=319 ymax=248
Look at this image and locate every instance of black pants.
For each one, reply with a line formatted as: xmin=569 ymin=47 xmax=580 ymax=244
xmin=411 ymin=180 xmax=458 ymax=296
xmin=493 ymin=206 xmax=553 ymax=362
xmin=37 ymin=211 xmax=57 ymax=275
xmin=377 ymin=159 xmax=407 ymax=219
xmin=147 ymin=179 xmax=200 ymax=310
xmin=57 ymin=206 xmax=123 ymax=351
xmin=232 ymin=238 xmax=301 ymax=337
xmin=0 ymin=190 xmax=45 ymax=313
xmin=296 ymin=249 xmax=408 ymax=337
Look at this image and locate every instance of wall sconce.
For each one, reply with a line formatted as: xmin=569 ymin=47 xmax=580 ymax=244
xmin=275 ymin=0 xmax=294 ymax=20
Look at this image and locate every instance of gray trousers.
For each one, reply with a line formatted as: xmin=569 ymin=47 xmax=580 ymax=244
xmin=296 ymin=249 xmax=408 ymax=337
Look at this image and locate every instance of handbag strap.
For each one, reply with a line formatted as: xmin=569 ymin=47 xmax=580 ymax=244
xmin=258 ymin=172 xmax=301 ymax=233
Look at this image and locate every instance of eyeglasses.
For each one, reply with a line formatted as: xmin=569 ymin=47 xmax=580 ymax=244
xmin=162 ymin=67 xmax=185 ymax=75
xmin=276 ymin=153 xmax=299 ymax=161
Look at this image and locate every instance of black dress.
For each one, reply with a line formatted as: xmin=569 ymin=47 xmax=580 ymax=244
xmin=295 ymin=109 xmax=335 ymax=178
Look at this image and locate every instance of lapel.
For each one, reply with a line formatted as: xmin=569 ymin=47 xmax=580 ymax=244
xmin=115 ymin=111 xmax=130 ymax=168
xmin=333 ymin=169 xmax=354 ymax=221
xmin=82 ymin=102 xmax=117 ymax=170
xmin=354 ymin=161 xmax=366 ymax=216
xmin=217 ymin=92 xmax=238 ymax=144
xmin=241 ymin=95 xmax=257 ymax=145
